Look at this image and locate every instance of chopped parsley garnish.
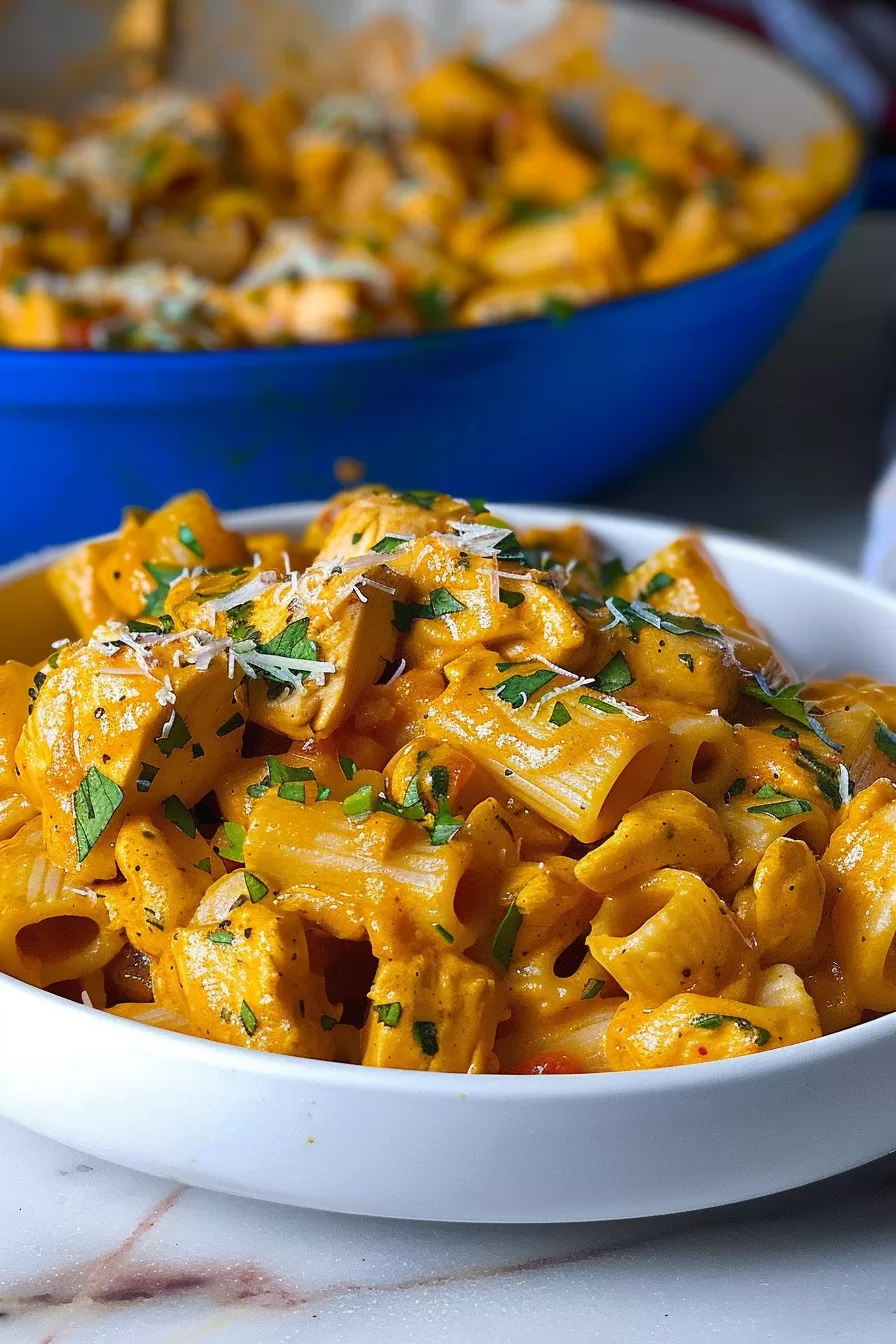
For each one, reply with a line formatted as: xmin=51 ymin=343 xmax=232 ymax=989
xmin=550 ymin=702 xmax=572 ymax=727
xmin=127 ymin=618 xmax=165 ymax=634
xmin=351 ymin=532 xmax=363 ymax=544
xmin=239 ymin=1000 xmax=258 ymax=1036
xmin=433 ymin=923 xmax=454 ymax=943
xmin=178 ymin=524 xmax=204 ymax=558
xmin=343 ymin=784 xmax=374 ymax=819
xmin=371 ymin=535 xmax=408 ymax=554
xmin=692 ymin=1012 xmax=770 ymax=1048
xmin=278 ymin=781 xmax=307 ymax=803
xmin=141 ymin=563 xmax=183 ymax=618
xmin=742 ymin=676 xmax=842 ymax=752
xmin=73 ymin=767 xmax=123 ymax=863
xmin=579 ymin=694 xmax=623 ymax=715
xmin=144 ymin=908 xmax=164 ymax=932
xmin=154 ymin=712 xmax=191 ymax=757
xmin=412 ymin=1020 xmax=439 ymax=1057
xmin=338 ymin=755 xmax=357 ymax=780
xmin=593 ymin=651 xmax=634 ymax=695
xmin=412 ymin=285 xmax=453 ymax=331
xmin=247 ymin=755 xmax=316 ymax=799
xmin=227 ymin=601 xmax=260 ymax=645
xmin=163 ymin=795 xmax=196 ymax=838
xmin=492 ymin=901 xmax=522 ymax=969
xmin=875 ymin=721 xmax=896 ymax=764
xmin=581 ymin=978 xmax=605 ymax=1000
xmin=468 ymin=497 xmax=487 ymax=515
xmin=772 ymin=725 xmax=798 ymax=740
xmin=218 ymin=821 xmax=246 ymax=863
xmin=195 ymin=857 xmax=212 ymax=874
xmin=640 ymin=572 xmax=674 ymax=599
xmin=244 ymin=872 xmax=268 ymax=904
xmin=398 ymin=490 xmax=439 ymax=509
xmin=254 ymin=618 xmax=319 ymax=686
xmin=543 ymin=295 xmax=576 ymax=324
xmin=746 ymin=786 xmax=812 ymax=820
xmin=604 ymin=597 xmax=726 ymax=647
xmin=207 ymin=929 xmax=234 ymax=945
xmin=724 ymin=777 xmax=746 ymax=803
xmin=429 ymin=794 xmax=463 ymax=845
xmin=488 ymin=668 xmax=556 ymax=709
xmin=499 ymin=588 xmax=525 ymax=609
xmin=320 ymin=1014 xmax=338 ymax=1031
xmin=136 ymin=762 xmax=158 ymax=793
xmin=430 ymin=587 xmax=466 ymax=618
xmin=508 ymin=197 xmax=563 ymax=224
xmin=393 ymin=588 xmax=466 ymax=632
xmin=600 ymin=557 xmax=627 ymax=591
xmin=216 ymin=713 xmax=245 ymax=737
xmin=374 ymin=1002 xmax=402 ymax=1027
xmin=678 ymin=653 xmax=695 ymax=672
xmin=47 ymin=649 xmax=61 ymax=669
xmin=794 ymin=745 xmax=843 ymax=809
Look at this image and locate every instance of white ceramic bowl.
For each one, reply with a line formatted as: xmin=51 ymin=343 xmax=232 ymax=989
xmin=2 ymin=504 xmax=896 ymax=1224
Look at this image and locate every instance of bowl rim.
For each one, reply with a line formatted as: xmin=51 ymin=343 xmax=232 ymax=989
xmin=0 ymin=0 xmax=866 ymax=368
xmin=5 ymin=499 xmax=896 ymax=1096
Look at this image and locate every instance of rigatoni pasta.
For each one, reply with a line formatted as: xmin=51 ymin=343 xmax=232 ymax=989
xmin=1 ymin=483 xmax=894 ymax=1075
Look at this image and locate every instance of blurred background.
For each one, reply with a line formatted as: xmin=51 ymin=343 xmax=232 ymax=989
xmin=0 ymin=0 xmax=894 ymax=562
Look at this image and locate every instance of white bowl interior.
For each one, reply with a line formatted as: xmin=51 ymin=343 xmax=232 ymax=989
xmin=1 ymin=503 xmax=894 ymax=1223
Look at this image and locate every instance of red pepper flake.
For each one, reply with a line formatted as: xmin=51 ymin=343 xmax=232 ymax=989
xmin=697 ymin=1046 xmax=708 ymax=1056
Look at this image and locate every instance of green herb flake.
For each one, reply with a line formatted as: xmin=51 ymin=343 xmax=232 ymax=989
xmin=488 ymin=667 xmax=556 ymax=710
xmin=468 ymin=497 xmax=487 ymax=516
xmin=218 ymin=821 xmax=246 ymax=863
xmin=640 ymin=572 xmax=674 ymax=599
xmin=678 ymin=653 xmax=695 ymax=672
xmin=47 ymin=649 xmax=61 ymax=669
xmin=244 ymin=872 xmax=268 ymax=903
xmin=278 ymin=780 xmax=306 ymax=803
xmin=163 ymin=795 xmax=196 ymax=838
xmin=773 ymin=725 xmax=799 ymax=740
xmin=795 ymin=746 xmax=843 ymax=809
xmin=747 ymin=795 xmax=812 ymax=821
xmin=136 ymin=762 xmax=158 ymax=793
xmin=195 ymin=857 xmax=212 ymax=874
xmin=320 ymin=1014 xmax=338 ymax=1031
xmin=550 ymin=702 xmax=572 ymax=728
xmin=433 ymin=923 xmax=455 ymax=944
xmin=579 ymin=694 xmax=623 ymax=715
xmin=351 ymin=532 xmax=363 ymax=545
xmin=141 ymin=562 xmax=183 ymax=618
xmin=412 ymin=1019 xmax=439 ymax=1057
xmin=254 ymin=618 xmax=318 ymax=686
xmin=338 ymin=755 xmax=357 ymax=780
xmin=216 ymin=713 xmax=244 ymax=738
xmin=374 ymin=1002 xmax=402 ymax=1027
xmin=412 ymin=285 xmax=452 ymax=331
xmin=429 ymin=795 xmax=463 ymax=846
xmin=192 ymin=743 xmax=205 ymax=760
xmin=178 ymin=524 xmax=204 ymax=558
xmin=343 ymin=784 xmax=374 ymax=820
xmin=143 ymin=908 xmax=164 ymax=932
xmin=724 ymin=777 xmax=747 ymax=804
xmin=154 ymin=711 xmax=191 ymax=757
xmin=316 ymin=786 xmax=331 ymax=802
xmin=398 ymin=490 xmax=439 ymax=509
xmin=543 ymin=295 xmax=576 ymax=324
xmin=692 ymin=1012 xmax=771 ymax=1047
xmin=492 ymin=901 xmax=523 ymax=969
xmin=239 ymin=1000 xmax=258 ymax=1036
xmin=208 ymin=929 xmax=234 ymax=945
xmin=593 ymin=651 xmax=634 ymax=695
xmin=581 ymin=977 xmax=605 ymax=1000
xmin=743 ymin=677 xmax=842 ymax=752
xmin=499 ymin=588 xmax=525 ymax=609
xmin=876 ymin=721 xmax=896 ymax=764
xmin=600 ymin=557 xmax=627 ymax=592
xmin=429 ymin=587 xmax=466 ymax=618
xmin=371 ymin=535 xmax=407 ymax=555
xmin=73 ymin=767 xmax=124 ymax=863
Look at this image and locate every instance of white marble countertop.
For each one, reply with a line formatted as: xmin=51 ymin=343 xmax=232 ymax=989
xmin=3 ymin=214 xmax=896 ymax=1344
xmin=3 ymin=1114 xmax=896 ymax=1344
